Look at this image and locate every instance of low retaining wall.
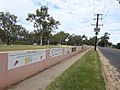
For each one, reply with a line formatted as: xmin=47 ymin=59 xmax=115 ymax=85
xmin=0 ymin=46 xmax=88 ymax=90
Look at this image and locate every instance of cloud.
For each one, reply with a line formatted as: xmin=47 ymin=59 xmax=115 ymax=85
xmin=0 ymin=0 xmax=120 ymax=44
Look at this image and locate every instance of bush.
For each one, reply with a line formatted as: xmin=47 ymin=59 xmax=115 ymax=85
xmin=116 ymin=43 xmax=120 ymax=49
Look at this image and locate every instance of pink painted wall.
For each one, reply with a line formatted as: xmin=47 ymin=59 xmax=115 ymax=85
xmin=0 ymin=46 xmax=88 ymax=90
xmin=0 ymin=52 xmax=8 ymax=89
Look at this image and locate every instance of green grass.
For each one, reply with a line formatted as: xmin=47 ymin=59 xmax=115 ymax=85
xmin=0 ymin=45 xmax=70 ymax=52
xmin=46 ymin=49 xmax=105 ymax=90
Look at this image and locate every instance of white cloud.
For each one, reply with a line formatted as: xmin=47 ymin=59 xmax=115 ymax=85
xmin=0 ymin=0 xmax=120 ymax=44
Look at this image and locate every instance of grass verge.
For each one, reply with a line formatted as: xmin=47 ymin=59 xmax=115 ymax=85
xmin=0 ymin=45 xmax=71 ymax=52
xmin=46 ymin=49 xmax=105 ymax=90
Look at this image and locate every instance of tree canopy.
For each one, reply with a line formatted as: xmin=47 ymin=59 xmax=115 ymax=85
xmin=0 ymin=12 xmax=18 ymax=45
xmin=26 ymin=6 xmax=60 ymax=45
xmin=98 ymin=32 xmax=110 ymax=47
xmin=0 ymin=6 xmax=114 ymax=47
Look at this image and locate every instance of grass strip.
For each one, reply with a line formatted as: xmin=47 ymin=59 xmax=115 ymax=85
xmin=46 ymin=49 xmax=105 ymax=90
xmin=0 ymin=45 xmax=70 ymax=51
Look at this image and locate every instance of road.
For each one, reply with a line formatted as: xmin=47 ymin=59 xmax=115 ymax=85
xmin=99 ymin=47 xmax=120 ymax=72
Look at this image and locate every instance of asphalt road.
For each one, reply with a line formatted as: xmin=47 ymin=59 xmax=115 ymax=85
xmin=99 ymin=47 xmax=120 ymax=72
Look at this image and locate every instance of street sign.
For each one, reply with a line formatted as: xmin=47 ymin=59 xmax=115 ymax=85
xmin=94 ymin=28 xmax=100 ymax=32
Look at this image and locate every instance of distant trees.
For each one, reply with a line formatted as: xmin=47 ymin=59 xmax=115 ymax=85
xmin=116 ymin=43 xmax=120 ymax=49
xmin=0 ymin=12 xmax=33 ymax=45
xmin=1 ymin=6 xmax=106 ymax=46
xmin=82 ymin=35 xmax=88 ymax=44
xmin=0 ymin=12 xmax=18 ymax=45
xmin=26 ymin=6 xmax=60 ymax=45
xmin=98 ymin=32 xmax=110 ymax=47
xmin=104 ymin=32 xmax=110 ymax=47
xmin=0 ymin=28 xmax=5 ymax=44
xmin=87 ymin=37 xmax=95 ymax=46
xmin=67 ymin=35 xmax=82 ymax=46
xmin=47 ymin=31 xmax=87 ymax=46
xmin=0 ymin=6 xmax=60 ymax=45
xmin=16 ymin=25 xmax=30 ymax=44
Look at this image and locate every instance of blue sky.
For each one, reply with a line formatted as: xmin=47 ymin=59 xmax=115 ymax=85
xmin=0 ymin=0 xmax=120 ymax=44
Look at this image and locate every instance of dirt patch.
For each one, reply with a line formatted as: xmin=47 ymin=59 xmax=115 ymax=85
xmin=97 ymin=49 xmax=120 ymax=90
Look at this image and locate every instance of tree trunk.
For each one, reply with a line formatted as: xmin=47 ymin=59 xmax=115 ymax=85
xmin=47 ymin=39 xmax=49 ymax=45
xmin=6 ymin=37 xmax=9 ymax=45
xmin=0 ymin=38 xmax=2 ymax=45
xmin=40 ymin=36 xmax=42 ymax=45
xmin=7 ymin=36 xmax=11 ymax=45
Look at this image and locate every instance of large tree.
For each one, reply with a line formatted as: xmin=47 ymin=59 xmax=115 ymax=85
xmin=15 ymin=25 xmax=30 ymax=44
xmin=87 ymin=37 xmax=95 ymax=46
xmin=68 ymin=35 xmax=82 ymax=46
xmin=98 ymin=32 xmax=110 ymax=47
xmin=26 ymin=6 xmax=60 ymax=45
xmin=104 ymin=32 xmax=110 ymax=47
xmin=0 ymin=12 xmax=18 ymax=45
xmin=116 ymin=43 xmax=120 ymax=49
xmin=82 ymin=35 xmax=88 ymax=44
xmin=0 ymin=28 xmax=5 ymax=44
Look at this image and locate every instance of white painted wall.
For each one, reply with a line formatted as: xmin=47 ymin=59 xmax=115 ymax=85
xmin=8 ymin=50 xmax=46 ymax=70
xmin=49 ymin=48 xmax=63 ymax=58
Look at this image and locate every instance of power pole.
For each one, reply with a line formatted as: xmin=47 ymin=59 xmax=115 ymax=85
xmin=117 ymin=0 xmax=120 ymax=4
xmin=92 ymin=14 xmax=103 ymax=51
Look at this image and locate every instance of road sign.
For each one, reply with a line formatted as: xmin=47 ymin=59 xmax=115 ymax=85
xmin=94 ymin=28 xmax=100 ymax=32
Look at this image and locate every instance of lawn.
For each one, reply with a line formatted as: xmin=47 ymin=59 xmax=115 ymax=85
xmin=46 ymin=49 xmax=105 ymax=90
xmin=0 ymin=45 xmax=70 ymax=52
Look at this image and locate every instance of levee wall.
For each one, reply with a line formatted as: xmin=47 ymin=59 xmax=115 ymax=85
xmin=0 ymin=46 xmax=88 ymax=90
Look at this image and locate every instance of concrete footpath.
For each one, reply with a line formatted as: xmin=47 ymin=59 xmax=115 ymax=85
xmin=7 ymin=49 xmax=90 ymax=90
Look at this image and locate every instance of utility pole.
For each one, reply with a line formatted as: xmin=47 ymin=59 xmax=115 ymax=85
xmin=117 ymin=0 xmax=120 ymax=4
xmin=92 ymin=14 xmax=103 ymax=51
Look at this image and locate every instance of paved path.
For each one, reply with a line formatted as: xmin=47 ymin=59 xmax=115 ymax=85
xmin=99 ymin=47 xmax=120 ymax=72
xmin=7 ymin=49 xmax=90 ymax=90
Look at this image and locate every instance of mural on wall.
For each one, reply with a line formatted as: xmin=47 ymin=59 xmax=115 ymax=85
xmin=76 ymin=46 xmax=82 ymax=51
xmin=64 ymin=48 xmax=72 ymax=54
xmin=49 ymin=48 xmax=63 ymax=58
xmin=8 ymin=50 xmax=46 ymax=70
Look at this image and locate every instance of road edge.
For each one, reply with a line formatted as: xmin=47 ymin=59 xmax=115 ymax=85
xmin=97 ymin=48 xmax=120 ymax=90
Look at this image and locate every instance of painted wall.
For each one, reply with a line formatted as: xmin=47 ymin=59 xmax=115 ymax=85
xmin=8 ymin=50 xmax=46 ymax=70
xmin=0 ymin=46 xmax=88 ymax=90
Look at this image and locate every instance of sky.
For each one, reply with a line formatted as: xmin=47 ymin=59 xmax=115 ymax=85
xmin=0 ymin=0 xmax=120 ymax=44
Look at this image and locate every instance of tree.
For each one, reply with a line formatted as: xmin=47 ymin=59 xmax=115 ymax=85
xmin=68 ymin=35 xmax=82 ymax=46
xmin=45 ymin=16 xmax=60 ymax=45
xmin=26 ymin=6 xmax=60 ymax=45
xmin=87 ymin=37 xmax=95 ymax=46
xmin=0 ymin=28 xmax=5 ymax=44
xmin=98 ymin=36 xmax=105 ymax=47
xmin=0 ymin=12 xmax=18 ymax=45
xmin=82 ymin=35 xmax=88 ymax=44
xmin=51 ymin=31 xmax=70 ymax=45
xmin=116 ymin=43 xmax=120 ymax=49
xmin=104 ymin=32 xmax=110 ymax=47
xmin=15 ymin=25 xmax=30 ymax=44
xmin=98 ymin=32 xmax=110 ymax=47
